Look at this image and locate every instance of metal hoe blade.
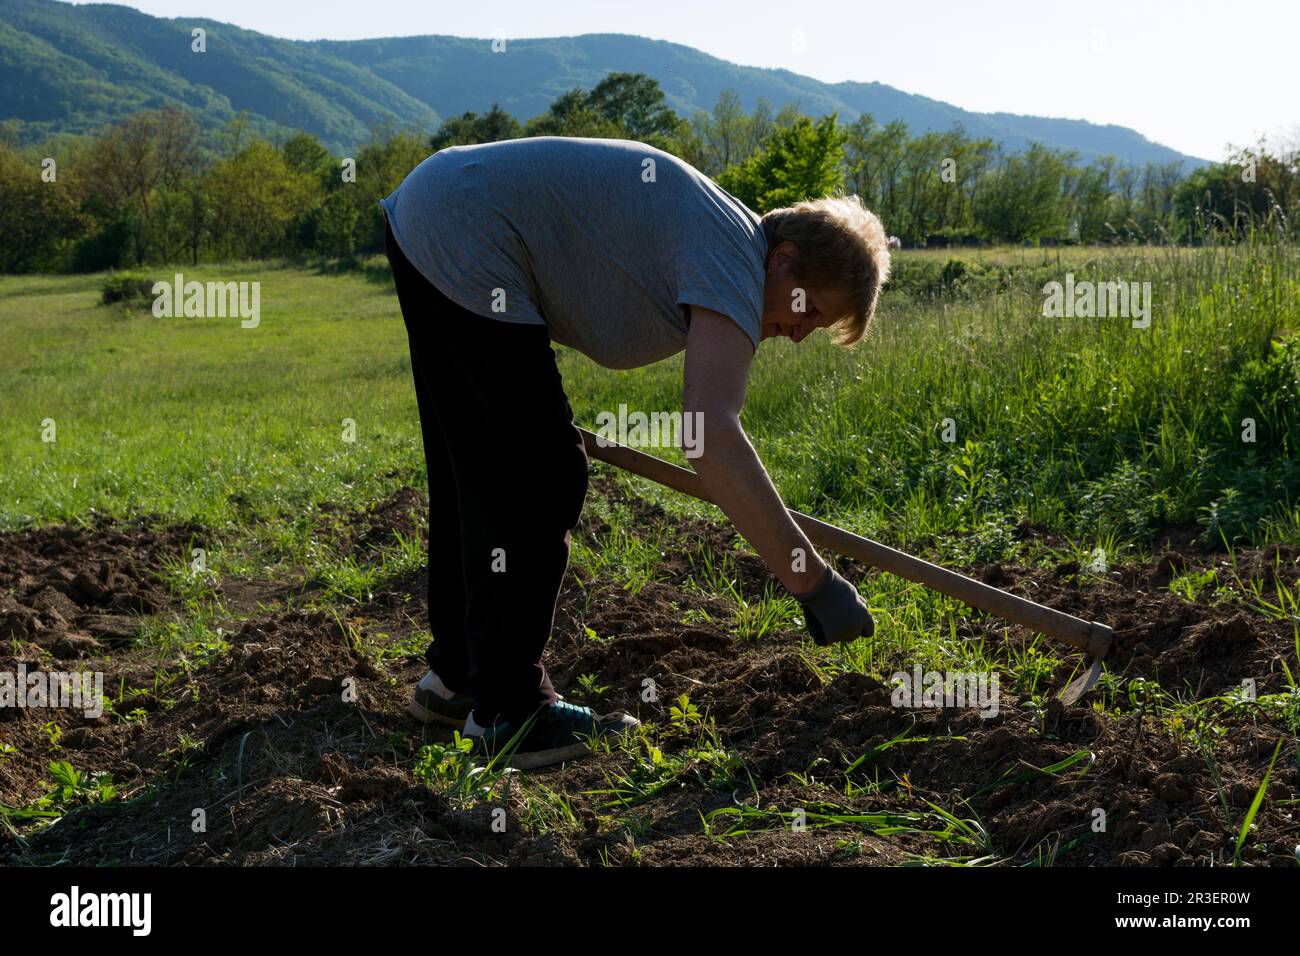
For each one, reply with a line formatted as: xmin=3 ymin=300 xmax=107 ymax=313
xmin=1058 ymin=657 xmax=1105 ymax=706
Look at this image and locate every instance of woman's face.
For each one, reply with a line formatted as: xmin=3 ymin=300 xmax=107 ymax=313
xmin=760 ymin=241 xmax=851 ymax=343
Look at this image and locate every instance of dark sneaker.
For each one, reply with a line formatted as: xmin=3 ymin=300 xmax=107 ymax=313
xmin=407 ymin=670 xmax=475 ymax=727
xmin=465 ymin=700 xmax=640 ymax=770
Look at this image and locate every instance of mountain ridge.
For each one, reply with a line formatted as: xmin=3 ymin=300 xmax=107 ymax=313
xmin=0 ymin=0 xmax=1207 ymax=168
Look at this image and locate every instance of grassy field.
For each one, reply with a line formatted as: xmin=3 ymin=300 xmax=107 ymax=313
xmin=4 ymin=244 xmax=1298 ymax=557
xmin=2 ymin=244 xmax=1299 ymax=866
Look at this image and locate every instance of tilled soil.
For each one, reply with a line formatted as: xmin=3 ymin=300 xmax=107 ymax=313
xmin=1 ymin=482 xmax=1297 ymax=866
xmin=0 ymin=516 xmax=198 ymax=656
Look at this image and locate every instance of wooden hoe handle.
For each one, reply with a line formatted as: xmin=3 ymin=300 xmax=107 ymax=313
xmin=579 ymin=428 xmax=1114 ymax=660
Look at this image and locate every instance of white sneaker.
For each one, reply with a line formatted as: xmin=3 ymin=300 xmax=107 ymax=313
xmin=407 ymin=669 xmax=475 ymax=726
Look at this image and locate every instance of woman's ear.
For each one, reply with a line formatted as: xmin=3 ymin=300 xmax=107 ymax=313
xmin=766 ymin=240 xmax=797 ymax=274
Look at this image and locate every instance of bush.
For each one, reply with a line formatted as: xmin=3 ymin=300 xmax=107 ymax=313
xmin=1197 ymin=336 xmax=1300 ymax=544
xmin=101 ymin=272 xmax=156 ymax=306
xmin=1073 ymin=460 xmax=1165 ymax=542
xmin=886 ymin=257 xmax=1058 ymax=300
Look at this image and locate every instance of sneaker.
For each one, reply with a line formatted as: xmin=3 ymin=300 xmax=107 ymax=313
xmin=407 ymin=669 xmax=475 ymax=727
xmin=464 ymin=699 xmax=640 ymax=770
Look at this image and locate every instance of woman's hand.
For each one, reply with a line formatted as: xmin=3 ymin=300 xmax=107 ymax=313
xmin=792 ymin=565 xmax=875 ymax=645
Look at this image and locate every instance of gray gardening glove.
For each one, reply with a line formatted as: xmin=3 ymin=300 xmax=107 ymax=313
xmin=795 ymin=566 xmax=874 ymax=646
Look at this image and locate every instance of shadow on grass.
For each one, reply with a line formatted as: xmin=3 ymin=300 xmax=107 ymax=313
xmin=309 ymin=255 xmax=395 ymax=288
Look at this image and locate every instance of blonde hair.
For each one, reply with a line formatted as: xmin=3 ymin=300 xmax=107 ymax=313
xmin=761 ymin=194 xmax=892 ymax=346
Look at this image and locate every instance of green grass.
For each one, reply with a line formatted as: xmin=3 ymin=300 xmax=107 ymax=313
xmin=3 ymin=245 xmax=1298 ymax=559
xmin=0 ymin=260 xmax=423 ymax=531
xmin=556 ymin=240 xmax=1300 ymax=554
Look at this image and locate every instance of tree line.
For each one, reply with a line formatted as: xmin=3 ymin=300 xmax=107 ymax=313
xmin=1 ymin=72 xmax=1296 ymax=274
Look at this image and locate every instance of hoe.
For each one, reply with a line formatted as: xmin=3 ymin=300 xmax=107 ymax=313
xmin=579 ymin=429 xmax=1113 ymax=705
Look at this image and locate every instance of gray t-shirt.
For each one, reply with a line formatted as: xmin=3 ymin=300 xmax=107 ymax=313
xmin=379 ymin=137 xmax=768 ymax=369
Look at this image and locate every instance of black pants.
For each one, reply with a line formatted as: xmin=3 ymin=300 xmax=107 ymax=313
xmin=385 ymin=219 xmax=588 ymax=725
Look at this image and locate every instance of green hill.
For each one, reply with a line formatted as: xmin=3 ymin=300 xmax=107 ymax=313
xmin=0 ymin=0 xmax=1206 ymax=167
xmin=0 ymin=0 xmax=438 ymax=147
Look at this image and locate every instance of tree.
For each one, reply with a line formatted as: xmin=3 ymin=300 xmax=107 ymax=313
xmin=314 ymin=190 xmax=361 ymax=257
xmin=524 ymin=89 xmax=625 ymax=139
xmin=1167 ymin=151 xmax=1294 ymax=241
xmin=523 ymin=74 xmax=685 ymax=147
xmin=283 ymin=132 xmax=333 ymax=178
xmin=692 ymin=89 xmax=745 ymax=174
xmin=1067 ymin=156 xmax=1115 ymax=242
xmin=585 ymin=73 xmax=679 ymax=143
xmin=87 ymin=107 xmax=200 ymax=264
xmin=717 ymin=114 xmax=846 ymax=213
xmin=1137 ymin=161 xmax=1184 ymax=240
xmin=899 ymin=130 xmax=952 ymax=241
xmin=430 ymin=103 xmax=523 ymax=151
xmin=174 ymin=173 xmax=210 ymax=266
xmin=973 ymin=144 xmax=1072 ymax=243
xmin=206 ymin=141 xmax=314 ymax=259
xmin=347 ymin=129 xmax=431 ymax=253
xmin=0 ymin=144 xmax=89 ymax=272
xmin=690 ymin=90 xmax=774 ymax=176
xmin=1110 ymin=164 xmax=1140 ymax=236
xmin=844 ymin=117 xmax=909 ymax=233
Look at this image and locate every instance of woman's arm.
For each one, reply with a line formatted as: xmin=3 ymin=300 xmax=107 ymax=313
xmin=682 ymin=306 xmax=828 ymax=594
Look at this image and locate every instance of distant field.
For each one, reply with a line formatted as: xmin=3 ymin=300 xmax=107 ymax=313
xmin=900 ymin=244 xmax=1203 ymax=264
xmin=4 ymin=244 xmax=1296 ymax=561
xmin=0 ymin=262 xmax=419 ymax=533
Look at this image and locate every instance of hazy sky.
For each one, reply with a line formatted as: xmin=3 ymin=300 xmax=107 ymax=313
xmin=76 ymin=0 xmax=1298 ymax=161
